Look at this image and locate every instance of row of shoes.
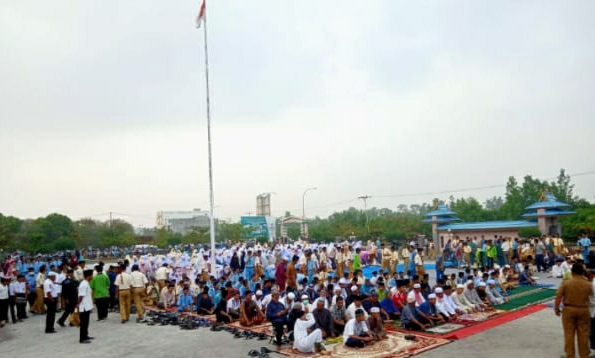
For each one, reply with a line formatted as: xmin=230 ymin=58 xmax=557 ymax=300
xmin=248 ymin=347 xmax=274 ymax=358
xmin=209 ymin=324 xmax=269 ymax=340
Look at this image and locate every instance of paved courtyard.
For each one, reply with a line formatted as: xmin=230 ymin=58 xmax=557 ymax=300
xmin=1 ymin=273 xmax=570 ymax=358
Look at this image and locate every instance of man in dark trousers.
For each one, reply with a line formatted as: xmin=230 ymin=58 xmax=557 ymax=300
xmin=43 ymin=271 xmax=58 ymax=333
xmin=57 ymin=269 xmax=78 ymax=327
xmin=90 ymin=264 xmax=110 ymax=321
xmin=78 ymin=270 xmax=95 ymax=344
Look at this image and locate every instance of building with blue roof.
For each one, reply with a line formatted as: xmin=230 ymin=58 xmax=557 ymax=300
xmin=424 ymin=193 xmax=574 ymax=251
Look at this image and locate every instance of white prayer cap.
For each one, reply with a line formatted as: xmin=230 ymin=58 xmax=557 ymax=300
xmin=407 ymin=296 xmax=416 ymax=303
xmin=413 ymin=283 xmax=421 ymax=289
xmin=434 ymin=287 xmax=443 ymax=294
xmin=256 ymin=290 xmax=263 ymax=296
xmin=370 ymin=307 xmax=380 ymax=313
xmin=350 ymin=285 xmax=358 ymax=292
xmin=48 ymin=272 xmax=57 ymax=277
xmin=428 ymin=293 xmax=437 ymax=299
xmin=335 ymin=287 xmax=342 ymax=292
xmin=456 ymin=284 xmax=465 ymax=289
xmin=479 ymin=282 xmax=487 ymax=287
xmin=466 ymin=280 xmax=473 ymax=285
xmin=504 ymin=264 xmax=511 ymax=268
xmin=494 ymin=264 xmax=500 ymax=269
xmin=287 ymin=292 xmax=295 ymax=300
xmin=487 ymin=280 xmax=496 ymax=285
xmin=301 ymin=294 xmax=309 ymax=300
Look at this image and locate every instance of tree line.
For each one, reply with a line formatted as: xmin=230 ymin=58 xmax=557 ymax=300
xmin=0 ymin=169 xmax=593 ymax=252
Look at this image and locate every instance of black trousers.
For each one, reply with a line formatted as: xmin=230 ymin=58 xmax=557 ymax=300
xmin=15 ymin=294 xmax=27 ymax=319
xmin=95 ymin=297 xmax=109 ymax=320
xmin=272 ymin=321 xmax=286 ymax=346
xmin=44 ymin=298 xmax=57 ymax=332
xmin=27 ymin=290 xmax=37 ymax=310
xmin=58 ymin=300 xmax=76 ymax=325
xmin=109 ymin=291 xmax=118 ymax=309
xmin=79 ymin=310 xmax=91 ymax=342
xmin=9 ymin=298 xmax=17 ymax=322
xmin=0 ymin=298 xmax=8 ymax=322
xmin=345 ymin=337 xmax=365 ymax=348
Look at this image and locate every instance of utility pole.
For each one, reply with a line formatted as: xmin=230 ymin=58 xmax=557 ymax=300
xmin=358 ymin=195 xmax=372 ymax=235
xmin=302 ymin=187 xmax=317 ymax=240
xmin=109 ymin=211 xmax=113 ymax=228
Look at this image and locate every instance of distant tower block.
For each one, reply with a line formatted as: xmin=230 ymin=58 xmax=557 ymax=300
xmin=257 ymin=193 xmax=271 ymax=216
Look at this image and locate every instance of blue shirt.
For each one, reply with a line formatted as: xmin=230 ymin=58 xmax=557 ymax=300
xmin=418 ymin=301 xmax=437 ymax=316
xmin=177 ymin=293 xmax=194 ymax=310
xmin=266 ymin=300 xmax=286 ymax=324
xmin=380 ymin=297 xmax=399 ymax=314
xmin=400 ymin=304 xmax=422 ymax=325
xmin=25 ymin=273 xmax=36 ymax=289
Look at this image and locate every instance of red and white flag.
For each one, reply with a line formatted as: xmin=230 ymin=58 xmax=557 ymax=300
xmin=196 ymin=0 xmax=206 ymax=28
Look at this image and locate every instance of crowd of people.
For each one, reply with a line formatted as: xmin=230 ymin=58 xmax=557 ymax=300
xmin=0 ymin=233 xmax=592 ymax=355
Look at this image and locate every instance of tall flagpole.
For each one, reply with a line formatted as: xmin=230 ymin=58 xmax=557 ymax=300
xmin=201 ymin=2 xmax=217 ymax=276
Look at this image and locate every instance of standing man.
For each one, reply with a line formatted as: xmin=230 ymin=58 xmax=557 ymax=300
xmin=90 ymin=265 xmax=110 ymax=321
xmin=335 ymin=246 xmax=344 ymax=278
xmin=129 ymin=264 xmax=148 ymax=322
xmin=43 ymin=271 xmax=58 ymax=333
xmin=275 ymin=256 xmax=287 ymax=293
xmin=415 ymin=248 xmax=425 ymax=277
xmin=78 ymin=269 xmax=94 ymax=344
xmin=286 ymin=256 xmax=298 ymax=291
xmin=380 ymin=244 xmax=391 ymax=275
xmin=57 ymin=269 xmax=77 ymax=327
xmin=115 ymin=264 xmax=132 ymax=324
xmin=10 ymin=274 xmax=28 ymax=321
xmin=32 ymin=265 xmax=46 ymax=314
xmin=555 ymin=263 xmax=592 ymax=358
xmin=154 ymin=263 xmax=168 ymax=292
xmin=578 ymin=234 xmax=592 ymax=264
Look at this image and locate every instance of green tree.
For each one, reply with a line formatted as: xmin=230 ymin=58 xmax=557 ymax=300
xmin=53 ymin=236 xmax=76 ymax=251
xmin=0 ymin=213 xmax=23 ymax=251
xmin=74 ymin=218 xmax=103 ymax=248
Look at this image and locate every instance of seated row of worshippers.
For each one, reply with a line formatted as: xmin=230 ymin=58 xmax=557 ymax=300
xmin=156 ymin=274 xmax=510 ymax=335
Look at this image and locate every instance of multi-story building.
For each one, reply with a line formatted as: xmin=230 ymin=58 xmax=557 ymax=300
xmin=156 ymin=209 xmax=210 ymax=234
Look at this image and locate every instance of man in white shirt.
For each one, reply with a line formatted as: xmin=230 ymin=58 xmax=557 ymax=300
xmin=343 ymin=308 xmax=374 ymax=348
xmin=54 ymin=265 xmax=66 ymax=311
xmin=10 ymin=275 xmax=28 ymax=321
xmin=78 ymin=269 xmax=95 ymax=344
xmin=550 ymin=258 xmax=565 ymax=278
xmin=43 ymin=272 xmax=57 ymax=333
xmin=434 ymin=287 xmax=458 ymax=320
xmin=154 ymin=263 xmax=169 ymax=292
xmin=346 ymin=296 xmax=368 ymax=320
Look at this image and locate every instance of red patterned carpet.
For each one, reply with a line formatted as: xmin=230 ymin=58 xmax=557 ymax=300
xmin=277 ymin=331 xmax=451 ymax=358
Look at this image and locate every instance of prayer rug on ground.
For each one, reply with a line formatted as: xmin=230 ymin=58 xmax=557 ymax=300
xmin=495 ymin=288 xmax=556 ymax=311
xmin=425 ymin=323 xmax=466 ymax=334
xmin=276 ymin=332 xmax=450 ymax=358
xmin=227 ymin=321 xmax=273 ymax=336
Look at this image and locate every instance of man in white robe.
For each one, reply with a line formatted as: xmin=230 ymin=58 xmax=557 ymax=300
xmin=292 ymin=310 xmax=330 ymax=355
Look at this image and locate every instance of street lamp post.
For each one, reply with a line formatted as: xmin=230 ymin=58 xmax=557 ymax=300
xmin=358 ymin=195 xmax=372 ymax=235
xmin=302 ymin=187 xmax=317 ymax=239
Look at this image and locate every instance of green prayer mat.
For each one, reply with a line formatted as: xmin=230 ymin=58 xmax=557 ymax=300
xmin=496 ymin=288 xmax=556 ymax=311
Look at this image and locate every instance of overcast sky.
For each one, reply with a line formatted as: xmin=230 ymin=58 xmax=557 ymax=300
xmin=1 ymin=1 xmax=594 ymax=227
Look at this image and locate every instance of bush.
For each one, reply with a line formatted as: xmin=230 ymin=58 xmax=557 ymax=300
xmin=53 ymin=236 xmax=76 ymax=251
xmin=517 ymin=227 xmax=542 ymax=239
